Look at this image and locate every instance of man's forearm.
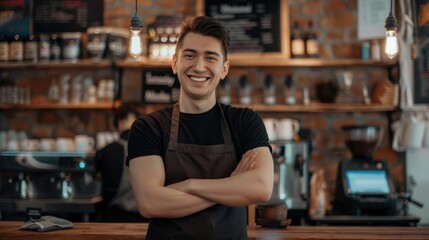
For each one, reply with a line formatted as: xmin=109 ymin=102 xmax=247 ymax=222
xmin=185 ymin=170 xmax=272 ymax=207
xmin=135 ymin=185 xmax=216 ymax=218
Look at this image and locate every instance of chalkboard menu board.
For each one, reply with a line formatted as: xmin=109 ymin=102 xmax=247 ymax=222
xmin=33 ymin=0 xmax=103 ymax=33
xmin=413 ymin=0 xmax=429 ymax=105
xmin=142 ymin=69 xmax=181 ymax=103
xmin=197 ymin=0 xmax=288 ymax=57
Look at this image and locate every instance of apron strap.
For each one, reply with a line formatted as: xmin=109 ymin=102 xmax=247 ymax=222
xmin=168 ymin=103 xmax=235 ymax=153
xmin=168 ymin=103 xmax=180 ymax=151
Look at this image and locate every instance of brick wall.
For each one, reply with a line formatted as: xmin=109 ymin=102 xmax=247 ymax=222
xmin=1 ymin=0 xmax=404 ymax=197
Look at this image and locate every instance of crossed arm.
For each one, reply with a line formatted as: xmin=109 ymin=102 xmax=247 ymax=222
xmin=128 ymin=146 xmax=273 ymax=218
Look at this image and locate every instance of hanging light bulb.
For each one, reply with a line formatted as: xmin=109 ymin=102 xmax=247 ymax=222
xmin=129 ymin=0 xmax=143 ymax=58
xmin=384 ymin=0 xmax=399 ymax=59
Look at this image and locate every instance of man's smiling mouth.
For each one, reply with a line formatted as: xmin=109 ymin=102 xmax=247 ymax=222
xmin=189 ymin=76 xmax=209 ymax=82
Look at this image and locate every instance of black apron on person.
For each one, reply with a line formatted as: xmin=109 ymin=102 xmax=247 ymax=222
xmin=146 ymin=103 xmax=247 ymax=240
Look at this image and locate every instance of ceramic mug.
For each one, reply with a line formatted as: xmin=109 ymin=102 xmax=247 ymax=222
xmin=75 ymin=135 xmax=95 ymax=153
xmin=263 ymin=118 xmax=278 ymax=141
xmin=7 ymin=139 xmax=20 ymax=151
xmin=56 ymin=138 xmax=75 ymax=152
xmin=278 ymin=118 xmax=300 ymax=140
xmin=40 ymin=138 xmax=56 ymax=151
xmin=392 ymin=113 xmax=425 ymax=151
xmin=21 ymin=139 xmax=40 ymax=151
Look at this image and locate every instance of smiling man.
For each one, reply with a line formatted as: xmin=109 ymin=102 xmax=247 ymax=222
xmin=127 ymin=16 xmax=273 ymax=240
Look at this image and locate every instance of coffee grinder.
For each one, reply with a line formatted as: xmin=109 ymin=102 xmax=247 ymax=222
xmin=335 ymin=125 xmax=397 ymax=216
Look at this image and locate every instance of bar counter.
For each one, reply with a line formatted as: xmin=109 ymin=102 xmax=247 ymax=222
xmin=1 ymin=222 xmax=429 ymax=240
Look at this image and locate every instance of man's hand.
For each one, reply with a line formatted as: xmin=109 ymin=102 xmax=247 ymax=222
xmin=230 ymin=149 xmax=259 ymax=176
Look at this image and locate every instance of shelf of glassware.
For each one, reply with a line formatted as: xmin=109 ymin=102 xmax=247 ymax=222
xmin=115 ymin=58 xmax=398 ymax=68
xmin=0 ymin=59 xmax=111 ymax=70
xmin=237 ymin=103 xmax=396 ymax=113
xmin=0 ymin=102 xmax=117 ymax=110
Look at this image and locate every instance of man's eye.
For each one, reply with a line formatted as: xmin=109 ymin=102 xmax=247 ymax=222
xmin=184 ymin=54 xmax=194 ymax=59
xmin=207 ymin=56 xmax=217 ymax=61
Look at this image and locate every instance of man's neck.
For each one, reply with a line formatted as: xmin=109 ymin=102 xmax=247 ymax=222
xmin=179 ymin=97 xmax=216 ymax=114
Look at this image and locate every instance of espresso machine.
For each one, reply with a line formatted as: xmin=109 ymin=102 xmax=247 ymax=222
xmin=334 ymin=125 xmax=397 ymax=216
xmin=0 ymin=151 xmax=101 ymax=221
xmin=256 ymin=140 xmax=310 ymax=225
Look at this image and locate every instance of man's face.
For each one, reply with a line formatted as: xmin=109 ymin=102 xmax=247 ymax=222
xmin=172 ymin=32 xmax=229 ymax=101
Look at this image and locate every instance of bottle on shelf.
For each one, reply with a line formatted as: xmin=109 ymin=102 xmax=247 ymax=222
xmin=238 ymin=75 xmax=252 ymax=105
xmin=38 ymin=34 xmax=50 ymax=61
xmin=9 ymin=34 xmax=24 ymax=62
xmin=263 ymin=75 xmax=276 ymax=105
xmin=0 ymin=35 xmax=9 ymax=62
xmin=361 ymin=41 xmax=370 ymax=60
xmin=48 ymin=79 xmax=60 ymax=102
xmin=290 ymin=21 xmax=305 ymax=58
xmin=218 ymin=77 xmax=231 ymax=105
xmin=371 ymin=39 xmax=381 ymax=61
xmin=50 ymin=34 xmax=61 ymax=61
xmin=24 ymin=34 xmax=38 ymax=62
xmin=305 ymin=20 xmax=319 ymax=58
xmin=284 ymin=75 xmax=296 ymax=105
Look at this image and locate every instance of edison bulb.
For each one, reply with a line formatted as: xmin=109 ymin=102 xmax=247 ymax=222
xmin=129 ymin=30 xmax=143 ymax=58
xmin=385 ymin=30 xmax=399 ymax=59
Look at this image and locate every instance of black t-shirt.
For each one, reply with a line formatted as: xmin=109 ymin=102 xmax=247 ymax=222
xmin=127 ymin=103 xmax=271 ymax=166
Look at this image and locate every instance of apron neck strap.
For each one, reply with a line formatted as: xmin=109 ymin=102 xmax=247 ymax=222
xmin=168 ymin=103 xmax=234 ymax=152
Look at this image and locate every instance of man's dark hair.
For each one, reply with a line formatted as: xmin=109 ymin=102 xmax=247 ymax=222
xmin=176 ymin=16 xmax=230 ymax=61
xmin=113 ymin=101 xmax=141 ymax=129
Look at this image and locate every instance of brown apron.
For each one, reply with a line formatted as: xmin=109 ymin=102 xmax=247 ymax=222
xmin=146 ymin=103 xmax=247 ymax=240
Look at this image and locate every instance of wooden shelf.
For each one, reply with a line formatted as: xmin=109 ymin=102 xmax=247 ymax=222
xmin=0 ymin=59 xmax=111 ymax=70
xmin=234 ymin=103 xmax=397 ymax=112
xmin=115 ymin=58 xmax=172 ymax=68
xmin=115 ymin=58 xmax=397 ymax=68
xmin=0 ymin=102 xmax=115 ymax=110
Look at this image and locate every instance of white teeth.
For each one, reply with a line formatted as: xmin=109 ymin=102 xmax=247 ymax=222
xmin=189 ymin=76 xmax=208 ymax=82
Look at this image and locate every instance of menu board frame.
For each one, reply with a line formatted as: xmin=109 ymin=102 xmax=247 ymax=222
xmin=412 ymin=0 xmax=429 ymax=107
xmin=196 ymin=0 xmax=290 ymax=59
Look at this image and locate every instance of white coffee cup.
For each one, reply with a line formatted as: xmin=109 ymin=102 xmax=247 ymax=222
xmin=56 ymin=138 xmax=75 ymax=152
xmin=263 ymin=118 xmax=279 ymax=141
xmin=21 ymin=139 xmax=40 ymax=151
xmin=40 ymin=138 xmax=56 ymax=151
xmin=392 ymin=113 xmax=425 ymax=151
xmin=278 ymin=118 xmax=300 ymax=140
xmin=7 ymin=139 xmax=20 ymax=151
xmin=75 ymin=135 xmax=95 ymax=153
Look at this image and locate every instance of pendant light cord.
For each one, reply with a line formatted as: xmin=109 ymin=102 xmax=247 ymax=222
xmin=135 ymin=0 xmax=138 ymax=14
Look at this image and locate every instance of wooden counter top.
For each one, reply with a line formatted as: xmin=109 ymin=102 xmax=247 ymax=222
xmin=0 ymin=221 xmax=429 ymax=240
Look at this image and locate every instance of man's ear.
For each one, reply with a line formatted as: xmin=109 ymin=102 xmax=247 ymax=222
xmin=221 ymin=60 xmax=230 ymax=79
xmin=172 ymin=53 xmax=178 ymax=74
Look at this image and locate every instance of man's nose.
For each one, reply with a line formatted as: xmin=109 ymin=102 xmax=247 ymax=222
xmin=194 ymin=57 xmax=206 ymax=72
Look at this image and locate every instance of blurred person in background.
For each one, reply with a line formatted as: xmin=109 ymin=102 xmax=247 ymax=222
xmin=95 ymin=101 xmax=148 ymax=222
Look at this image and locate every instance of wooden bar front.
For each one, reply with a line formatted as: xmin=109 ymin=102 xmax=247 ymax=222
xmin=1 ymin=222 xmax=429 ymax=240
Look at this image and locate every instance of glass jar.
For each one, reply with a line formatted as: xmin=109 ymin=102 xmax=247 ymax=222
xmin=62 ymin=32 xmax=81 ymax=61
xmin=9 ymin=35 xmax=24 ymax=61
